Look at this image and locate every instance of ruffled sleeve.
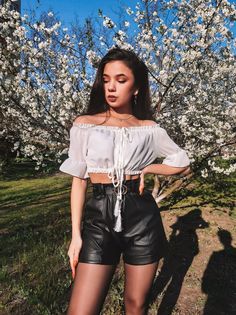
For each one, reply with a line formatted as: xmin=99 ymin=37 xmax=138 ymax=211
xmin=154 ymin=126 xmax=190 ymax=167
xmin=59 ymin=125 xmax=89 ymax=179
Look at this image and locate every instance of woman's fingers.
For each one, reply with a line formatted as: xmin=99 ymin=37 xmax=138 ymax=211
xmin=71 ymin=256 xmax=78 ymax=279
xmin=69 ymin=251 xmax=78 ymax=279
xmin=68 ymin=243 xmax=80 ymax=279
xmin=68 ymin=250 xmax=74 ymax=278
xmin=139 ymin=172 xmax=145 ymax=195
xmin=69 ymin=249 xmax=78 ymax=278
xmin=180 ymin=166 xmax=191 ymax=176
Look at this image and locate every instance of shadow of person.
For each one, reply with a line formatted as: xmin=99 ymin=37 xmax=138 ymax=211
xmin=149 ymin=209 xmax=209 ymax=315
xmin=201 ymin=229 xmax=236 ymax=315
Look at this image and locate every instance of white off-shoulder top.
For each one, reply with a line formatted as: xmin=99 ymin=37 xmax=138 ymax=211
xmin=59 ymin=122 xmax=190 ymax=232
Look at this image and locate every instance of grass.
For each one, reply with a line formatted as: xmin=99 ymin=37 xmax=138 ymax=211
xmin=0 ymin=172 xmax=72 ymax=314
xmin=0 ymin=158 xmax=235 ymax=314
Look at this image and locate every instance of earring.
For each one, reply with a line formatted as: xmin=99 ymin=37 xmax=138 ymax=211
xmin=133 ymin=94 xmax=137 ymax=106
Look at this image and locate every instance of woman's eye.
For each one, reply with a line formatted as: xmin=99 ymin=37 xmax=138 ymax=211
xmin=102 ymin=78 xmax=126 ymax=83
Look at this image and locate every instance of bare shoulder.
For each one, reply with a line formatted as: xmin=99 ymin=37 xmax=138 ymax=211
xmin=74 ymin=113 xmax=108 ymax=125
xmin=142 ymin=119 xmax=157 ymax=126
xmin=73 ymin=115 xmax=95 ymax=124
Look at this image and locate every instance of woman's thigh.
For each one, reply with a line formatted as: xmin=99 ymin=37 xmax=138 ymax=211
xmin=67 ymin=262 xmax=117 ymax=315
xmin=124 ymin=262 xmax=159 ymax=310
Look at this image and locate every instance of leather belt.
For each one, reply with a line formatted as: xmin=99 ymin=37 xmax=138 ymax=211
xmin=92 ymin=178 xmax=140 ymax=197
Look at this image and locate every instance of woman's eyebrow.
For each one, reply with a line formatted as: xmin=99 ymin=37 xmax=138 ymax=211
xmin=103 ymin=73 xmax=127 ymax=77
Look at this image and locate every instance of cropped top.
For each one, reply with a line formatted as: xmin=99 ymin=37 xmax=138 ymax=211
xmin=59 ymin=122 xmax=190 ymax=232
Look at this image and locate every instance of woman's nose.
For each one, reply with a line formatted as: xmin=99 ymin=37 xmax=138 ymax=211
xmin=108 ymin=81 xmax=116 ymax=91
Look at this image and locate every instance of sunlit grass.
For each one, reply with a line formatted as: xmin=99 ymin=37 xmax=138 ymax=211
xmin=0 ymin=158 xmax=235 ymax=314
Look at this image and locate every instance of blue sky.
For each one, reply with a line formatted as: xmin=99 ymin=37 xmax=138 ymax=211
xmin=22 ymin=0 xmax=136 ymax=26
xmin=22 ymin=0 xmax=235 ymax=38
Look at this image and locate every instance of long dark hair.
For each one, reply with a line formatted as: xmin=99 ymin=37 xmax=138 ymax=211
xmin=81 ymin=48 xmax=154 ymax=120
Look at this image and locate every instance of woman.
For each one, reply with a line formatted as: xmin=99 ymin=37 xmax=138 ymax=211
xmin=59 ymin=48 xmax=190 ymax=315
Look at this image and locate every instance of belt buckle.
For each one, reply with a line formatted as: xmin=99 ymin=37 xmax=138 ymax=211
xmin=113 ymin=184 xmax=128 ymax=195
xmin=122 ymin=184 xmax=128 ymax=194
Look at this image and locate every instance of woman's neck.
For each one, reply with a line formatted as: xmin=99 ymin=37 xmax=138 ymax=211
xmin=107 ymin=107 xmax=133 ymax=117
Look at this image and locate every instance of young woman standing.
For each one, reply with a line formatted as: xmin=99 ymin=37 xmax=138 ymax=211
xmin=60 ymin=48 xmax=190 ymax=315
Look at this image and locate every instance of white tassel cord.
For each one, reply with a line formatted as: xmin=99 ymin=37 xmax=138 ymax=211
xmin=113 ymin=194 xmax=124 ymax=232
xmin=107 ymin=128 xmax=133 ymax=232
xmin=114 ymin=211 xmax=122 ymax=232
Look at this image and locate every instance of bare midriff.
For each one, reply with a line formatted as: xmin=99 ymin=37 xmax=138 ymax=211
xmin=88 ymin=172 xmax=140 ymax=184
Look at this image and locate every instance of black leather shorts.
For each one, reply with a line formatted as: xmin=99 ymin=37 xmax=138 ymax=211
xmin=79 ymin=178 xmax=168 ymax=265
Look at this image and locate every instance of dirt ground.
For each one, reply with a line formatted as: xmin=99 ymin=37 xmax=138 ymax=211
xmin=148 ymin=205 xmax=236 ymax=315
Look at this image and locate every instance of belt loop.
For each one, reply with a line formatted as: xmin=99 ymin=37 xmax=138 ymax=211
xmin=92 ymin=183 xmax=106 ymax=197
xmin=101 ymin=183 xmax=106 ymax=195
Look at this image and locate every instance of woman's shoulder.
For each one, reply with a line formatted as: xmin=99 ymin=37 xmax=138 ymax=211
xmin=73 ymin=115 xmax=98 ymax=125
xmin=73 ymin=116 xmax=158 ymax=127
xmin=141 ymin=119 xmax=157 ymax=126
xmin=73 ymin=114 xmax=106 ymax=125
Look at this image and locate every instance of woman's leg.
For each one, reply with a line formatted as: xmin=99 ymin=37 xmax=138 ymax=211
xmin=67 ymin=262 xmax=117 ymax=315
xmin=124 ymin=262 xmax=159 ymax=315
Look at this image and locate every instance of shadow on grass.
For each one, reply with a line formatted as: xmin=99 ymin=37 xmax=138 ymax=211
xmin=1 ymin=158 xmax=60 ymax=181
xmin=159 ymin=174 xmax=235 ymax=218
xmin=149 ymin=209 xmax=209 ymax=315
xmin=0 ymin=184 xmax=71 ymax=209
xmin=0 ymin=174 xmax=79 ymax=315
xmin=1 ymin=163 xmax=235 ymax=314
xmin=0 ymin=198 xmax=69 ymax=258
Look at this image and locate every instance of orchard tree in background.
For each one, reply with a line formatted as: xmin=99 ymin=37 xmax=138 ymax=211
xmin=0 ymin=0 xmax=235 ymax=201
xmin=0 ymin=0 xmax=21 ymax=167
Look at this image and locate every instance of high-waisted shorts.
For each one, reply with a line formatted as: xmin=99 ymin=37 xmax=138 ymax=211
xmin=79 ymin=178 xmax=168 ymax=265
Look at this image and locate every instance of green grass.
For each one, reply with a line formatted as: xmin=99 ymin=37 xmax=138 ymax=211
xmin=161 ymin=173 xmax=236 ymax=219
xmin=0 ymin=159 xmax=235 ymax=314
xmin=0 ymin=173 xmax=72 ymax=314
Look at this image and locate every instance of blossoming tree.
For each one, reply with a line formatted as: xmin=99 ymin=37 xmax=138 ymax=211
xmin=0 ymin=0 xmax=235 ymax=200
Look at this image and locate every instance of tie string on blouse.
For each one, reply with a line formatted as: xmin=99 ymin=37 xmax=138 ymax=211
xmin=107 ymin=127 xmax=133 ymax=232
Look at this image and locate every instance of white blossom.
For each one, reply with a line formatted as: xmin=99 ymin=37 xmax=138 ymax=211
xmin=0 ymin=0 xmax=235 ymax=179
xmin=62 ymin=83 xmax=71 ymax=92
xmin=103 ymin=16 xmax=115 ymax=29
xmin=86 ymin=50 xmax=100 ymax=66
xmin=126 ymin=7 xmax=134 ymax=15
xmin=201 ymin=169 xmax=209 ymax=178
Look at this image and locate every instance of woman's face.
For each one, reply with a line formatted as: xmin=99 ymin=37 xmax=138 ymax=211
xmin=103 ymin=60 xmax=138 ymax=110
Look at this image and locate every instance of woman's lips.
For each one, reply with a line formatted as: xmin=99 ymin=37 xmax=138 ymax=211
xmin=107 ymin=96 xmax=117 ymax=102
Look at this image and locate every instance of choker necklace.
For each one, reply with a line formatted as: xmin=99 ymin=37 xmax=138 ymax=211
xmin=109 ymin=112 xmax=134 ymax=122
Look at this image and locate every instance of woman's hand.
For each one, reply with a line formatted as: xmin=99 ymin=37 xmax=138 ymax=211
xmin=67 ymin=236 xmax=83 ymax=279
xmin=179 ymin=166 xmax=191 ymax=176
xmin=139 ymin=170 xmax=146 ymax=195
xmin=138 ymin=164 xmax=191 ymax=195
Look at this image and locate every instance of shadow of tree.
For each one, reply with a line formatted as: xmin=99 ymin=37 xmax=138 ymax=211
xmin=149 ymin=209 xmax=209 ymax=315
xmin=1 ymin=158 xmax=59 ymax=181
xmin=202 ymin=229 xmax=236 ymax=315
xmin=159 ymin=175 xmax=235 ymax=216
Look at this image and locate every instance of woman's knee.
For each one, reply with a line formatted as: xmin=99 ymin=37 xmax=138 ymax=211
xmin=124 ymin=294 xmax=147 ymax=314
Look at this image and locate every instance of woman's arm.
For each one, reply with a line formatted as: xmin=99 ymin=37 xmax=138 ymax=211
xmin=142 ymin=163 xmax=190 ymax=176
xmin=68 ymin=176 xmax=88 ymax=279
xmin=139 ymin=164 xmax=191 ymax=195
xmin=138 ymin=125 xmax=191 ymax=194
xmin=70 ymin=176 xmax=88 ymax=238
